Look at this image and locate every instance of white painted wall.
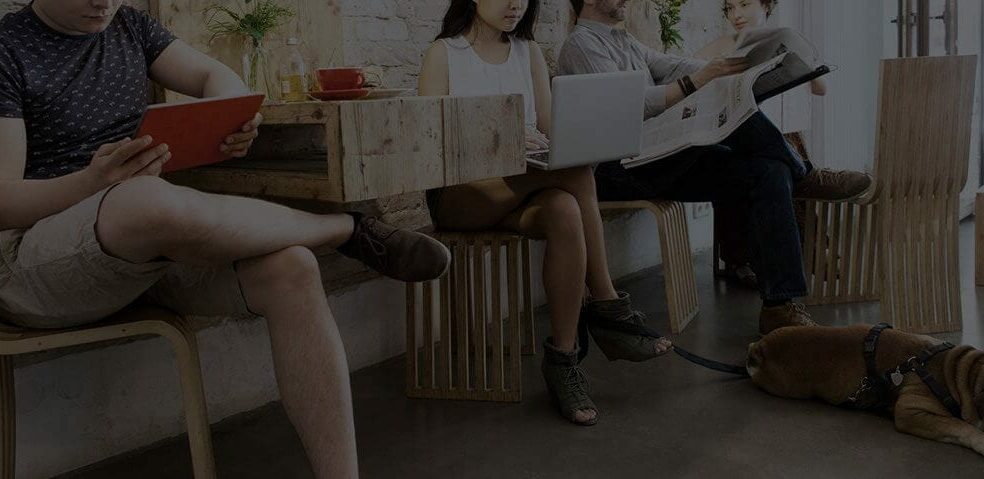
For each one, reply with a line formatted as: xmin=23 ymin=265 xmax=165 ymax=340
xmin=955 ymin=0 xmax=983 ymax=216
xmin=811 ymin=0 xmax=982 ymax=215
xmin=805 ymin=0 xmax=884 ymax=172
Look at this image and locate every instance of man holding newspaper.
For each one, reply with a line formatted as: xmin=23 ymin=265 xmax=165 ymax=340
xmin=560 ymin=0 xmax=872 ymax=333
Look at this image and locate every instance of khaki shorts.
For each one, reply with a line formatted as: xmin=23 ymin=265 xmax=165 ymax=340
xmin=0 ymin=185 xmax=252 ymax=329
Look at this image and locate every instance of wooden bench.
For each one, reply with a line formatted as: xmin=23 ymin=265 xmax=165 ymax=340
xmin=0 ymin=306 xmax=215 ymax=479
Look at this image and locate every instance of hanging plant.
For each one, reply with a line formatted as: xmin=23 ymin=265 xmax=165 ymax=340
xmin=647 ymin=0 xmax=689 ymax=53
xmin=204 ymin=0 xmax=295 ymax=94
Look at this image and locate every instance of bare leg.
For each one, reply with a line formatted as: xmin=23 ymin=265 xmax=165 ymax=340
xmin=437 ymin=185 xmax=586 ymax=351
xmin=97 ymin=177 xmax=355 ymax=265
xmin=436 ymin=183 xmax=596 ymax=424
xmin=236 ymin=247 xmax=358 ymax=478
xmin=436 ymin=167 xmax=619 ymax=300
xmin=497 ymin=189 xmax=587 ymax=352
xmin=514 ymin=169 xmax=618 ymax=301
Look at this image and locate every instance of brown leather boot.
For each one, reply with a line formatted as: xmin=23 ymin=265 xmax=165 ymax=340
xmin=337 ymin=213 xmax=451 ymax=282
xmin=793 ymin=169 xmax=873 ymax=202
xmin=759 ymin=302 xmax=818 ymax=335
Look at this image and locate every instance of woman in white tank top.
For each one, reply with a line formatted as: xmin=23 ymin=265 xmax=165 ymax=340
xmin=418 ymin=0 xmax=672 ymax=427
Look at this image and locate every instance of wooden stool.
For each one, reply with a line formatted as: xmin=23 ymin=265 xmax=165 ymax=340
xmin=599 ymin=200 xmax=699 ymax=334
xmin=977 ymin=193 xmax=984 ymax=287
xmin=0 ymin=306 xmax=216 ymax=479
xmin=405 ymin=232 xmax=536 ymax=402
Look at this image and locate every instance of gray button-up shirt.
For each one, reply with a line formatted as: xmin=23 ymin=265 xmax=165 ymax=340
xmin=558 ymin=20 xmax=707 ymax=119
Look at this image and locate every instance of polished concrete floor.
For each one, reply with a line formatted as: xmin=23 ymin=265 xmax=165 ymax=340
xmin=62 ymin=221 xmax=984 ymax=478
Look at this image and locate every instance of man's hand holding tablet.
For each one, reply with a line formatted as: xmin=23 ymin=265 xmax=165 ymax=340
xmin=132 ymin=93 xmax=265 ymax=174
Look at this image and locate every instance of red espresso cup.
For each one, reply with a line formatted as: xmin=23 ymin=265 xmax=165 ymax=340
xmin=316 ymin=68 xmax=365 ymax=91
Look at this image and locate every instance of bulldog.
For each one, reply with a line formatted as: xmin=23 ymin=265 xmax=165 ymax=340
xmin=746 ymin=324 xmax=984 ymax=456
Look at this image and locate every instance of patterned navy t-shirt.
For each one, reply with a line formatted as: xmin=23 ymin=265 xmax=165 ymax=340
xmin=0 ymin=5 xmax=175 ymax=179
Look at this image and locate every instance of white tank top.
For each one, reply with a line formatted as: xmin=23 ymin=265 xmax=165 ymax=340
xmin=441 ymin=35 xmax=538 ymax=128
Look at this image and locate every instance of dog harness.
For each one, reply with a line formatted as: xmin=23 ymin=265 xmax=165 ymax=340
xmin=845 ymin=323 xmax=962 ymax=418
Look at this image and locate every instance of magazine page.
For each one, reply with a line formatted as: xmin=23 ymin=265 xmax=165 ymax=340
xmin=730 ymin=27 xmax=819 ymax=67
xmin=752 ymin=52 xmax=814 ymax=98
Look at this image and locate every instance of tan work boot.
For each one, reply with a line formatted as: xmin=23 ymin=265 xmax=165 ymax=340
xmin=759 ymin=302 xmax=818 ymax=335
xmin=793 ymin=169 xmax=872 ymax=202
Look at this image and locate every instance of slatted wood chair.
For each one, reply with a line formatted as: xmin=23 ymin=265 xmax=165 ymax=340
xmin=847 ymin=55 xmax=976 ymax=333
xmin=709 ymin=131 xmax=881 ymax=306
xmin=406 ymin=232 xmax=535 ymax=402
xmin=598 ymin=201 xmax=699 ymax=334
xmin=0 ymin=305 xmax=216 ymax=478
xmin=786 ymin=131 xmax=881 ymax=306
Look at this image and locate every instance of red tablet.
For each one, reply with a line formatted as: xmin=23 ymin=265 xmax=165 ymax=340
xmin=134 ymin=93 xmax=265 ymax=173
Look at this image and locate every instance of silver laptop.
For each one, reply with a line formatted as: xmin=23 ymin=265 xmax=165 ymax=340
xmin=527 ymin=71 xmax=646 ymax=170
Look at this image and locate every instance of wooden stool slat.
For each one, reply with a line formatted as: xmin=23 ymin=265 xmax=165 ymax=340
xmin=406 ymin=233 xmax=533 ymax=402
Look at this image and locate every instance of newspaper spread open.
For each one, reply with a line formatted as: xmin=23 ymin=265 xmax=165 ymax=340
xmin=621 ymin=28 xmax=826 ymax=169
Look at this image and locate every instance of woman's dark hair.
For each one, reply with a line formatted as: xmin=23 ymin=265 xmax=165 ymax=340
xmin=722 ymin=0 xmax=778 ymax=18
xmin=570 ymin=0 xmax=584 ymax=17
xmin=436 ymin=0 xmax=540 ymax=41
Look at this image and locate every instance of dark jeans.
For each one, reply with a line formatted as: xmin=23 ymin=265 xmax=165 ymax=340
xmin=596 ymin=112 xmax=809 ymax=302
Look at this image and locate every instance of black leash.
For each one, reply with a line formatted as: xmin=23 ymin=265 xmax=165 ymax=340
xmin=579 ymin=317 xmax=749 ymax=377
xmin=673 ymin=344 xmax=750 ymax=377
xmin=579 ymin=318 xmax=962 ymax=416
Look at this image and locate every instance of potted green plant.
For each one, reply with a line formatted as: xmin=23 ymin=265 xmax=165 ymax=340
xmin=204 ymin=0 xmax=294 ymax=94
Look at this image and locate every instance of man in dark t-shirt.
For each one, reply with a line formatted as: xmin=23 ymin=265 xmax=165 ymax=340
xmin=0 ymin=2 xmax=450 ymax=476
xmin=0 ymin=5 xmax=175 ymax=178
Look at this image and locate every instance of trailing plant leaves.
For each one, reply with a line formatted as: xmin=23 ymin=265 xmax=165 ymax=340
xmin=648 ymin=0 xmax=689 ymax=52
xmin=205 ymin=0 xmax=294 ymax=45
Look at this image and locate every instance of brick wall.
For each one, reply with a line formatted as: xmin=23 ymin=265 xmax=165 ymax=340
xmin=341 ymin=0 xmax=574 ymax=89
xmin=2 ymin=1 xmax=728 ymax=79
xmin=340 ymin=0 xmax=730 ymax=89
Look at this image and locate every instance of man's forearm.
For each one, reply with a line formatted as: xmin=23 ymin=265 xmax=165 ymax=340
xmin=0 ymin=171 xmax=104 ymax=230
xmin=644 ymin=83 xmax=687 ymax=120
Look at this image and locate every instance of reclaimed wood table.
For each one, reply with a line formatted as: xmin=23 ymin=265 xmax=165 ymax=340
xmin=165 ymin=95 xmax=527 ymax=203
